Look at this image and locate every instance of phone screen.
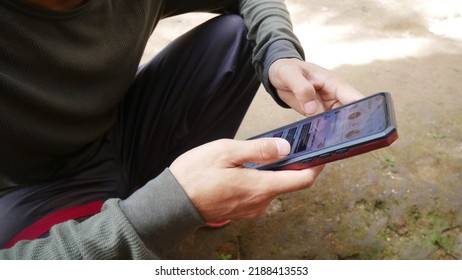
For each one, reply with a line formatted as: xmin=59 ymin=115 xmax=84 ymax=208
xmin=246 ymin=92 xmax=397 ymax=170
xmin=255 ymin=94 xmax=388 ymax=156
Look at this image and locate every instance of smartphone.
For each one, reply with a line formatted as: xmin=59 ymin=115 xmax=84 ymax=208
xmin=245 ymin=92 xmax=398 ymax=170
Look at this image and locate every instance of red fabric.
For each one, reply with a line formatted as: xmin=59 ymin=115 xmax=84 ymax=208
xmin=3 ymin=200 xmax=103 ymax=249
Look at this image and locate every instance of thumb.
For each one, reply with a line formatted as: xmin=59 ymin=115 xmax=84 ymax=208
xmin=230 ymin=138 xmax=291 ymax=165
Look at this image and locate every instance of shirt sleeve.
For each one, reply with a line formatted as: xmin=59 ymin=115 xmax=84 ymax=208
xmin=238 ymin=0 xmax=306 ymax=107
xmin=0 ymin=169 xmax=204 ymax=260
xmin=161 ymin=0 xmax=306 ymax=107
xmin=118 ymin=168 xmax=205 ymax=256
xmin=0 ymin=199 xmax=154 ymax=259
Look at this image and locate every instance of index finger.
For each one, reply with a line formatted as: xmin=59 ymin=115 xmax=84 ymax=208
xmin=246 ymin=165 xmax=325 ymax=196
xmin=307 ymin=63 xmax=364 ymax=107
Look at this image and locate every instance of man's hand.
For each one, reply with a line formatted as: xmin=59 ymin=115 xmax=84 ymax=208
xmin=269 ymin=58 xmax=365 ymax=116
xmin=170 ymin=59 xmax=362 ymax=223
xmin=170 ymin=138 xmax=324 ymax=223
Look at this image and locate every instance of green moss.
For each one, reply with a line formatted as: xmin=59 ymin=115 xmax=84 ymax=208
xmin=425 ymin=211 xmax=456 ymax=254
xmin=219 ymin=254 xmax=232 ymax=260
xmin=426 ymin=211 xmax=451 ymax=232
xmin=432 ymin=132 xmax=447 ymax=140
xmin=432 ymin=234 xmax=456 ymax=253
xmin=382 ymin=156 xmax=396 ymax=168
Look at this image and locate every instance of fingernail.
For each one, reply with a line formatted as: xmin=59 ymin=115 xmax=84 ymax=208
xmin=303 ymin=101 xmax=317 ymax=115
xmin=275 ymin=138 xmax=291 ymax=156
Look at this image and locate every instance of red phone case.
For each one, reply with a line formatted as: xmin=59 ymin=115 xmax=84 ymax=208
xmin=277 ymin=130 xmax=398 ymax=170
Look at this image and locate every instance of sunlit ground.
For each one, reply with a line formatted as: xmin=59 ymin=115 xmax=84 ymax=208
xmin=145 ymin=0 xmax=462 ymax=67
xmin=288 ymin=0 xmax=462 ymax=68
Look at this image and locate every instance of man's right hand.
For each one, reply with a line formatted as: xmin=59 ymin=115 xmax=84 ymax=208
xmin=169 ymin=138 xmax=324 ymax=223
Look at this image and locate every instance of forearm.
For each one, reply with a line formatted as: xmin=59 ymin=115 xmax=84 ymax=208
xmin=0 ymin=199 xmax=154 ymax=259
xmin=119 ymin=169 xmax=205 ymax=256
xmin=239 ymin=0 xmax=305 ymax=107
xmin=162 ymin=0 xmax=305 ymax=107
xmin=161 ymin=0 xmax=304 ymax=64
xmin=238 ymin=0 xmax=304 ymax=66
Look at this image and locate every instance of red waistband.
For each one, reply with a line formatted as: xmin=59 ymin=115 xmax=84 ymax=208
xmin=3 ymin=200 xmax=103 ymax=249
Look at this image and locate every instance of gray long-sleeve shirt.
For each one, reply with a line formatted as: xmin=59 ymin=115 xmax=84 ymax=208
xmin=0 ymin=0 xmax=304 ymax=259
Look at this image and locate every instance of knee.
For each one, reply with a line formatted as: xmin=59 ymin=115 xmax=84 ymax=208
xmin=219 ymin=14 xmax=247 ymax=31
xmin=212 ymin=14 xmax=248 ymax=43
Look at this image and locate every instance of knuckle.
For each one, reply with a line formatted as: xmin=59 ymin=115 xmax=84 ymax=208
xmin=211 ymin=138 xmax=234 ymax=154
xmin=294 ymin=84 xmax=315 ymax=97
xmin=256 ymin=140 xmax=277 ymax=162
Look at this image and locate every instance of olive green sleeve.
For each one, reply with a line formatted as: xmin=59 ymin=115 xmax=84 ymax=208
xmin=162 ymin=0 xmax=306 ymax=106
xmin=0 ymin=169 xmax=204 ymax=260
xmin=239 ymin=0 xmax=305 ymax=107
xmin=0 ymin=199 xmax=154 ymax=259
xmin=238 ymin=0 xmax=305 ymax=67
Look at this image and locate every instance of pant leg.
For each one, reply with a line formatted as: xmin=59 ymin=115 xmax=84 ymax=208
xmin=0 ymin=140 xmax=127 ymax=248
xmin=115 ymin=14 xmax=260 ymax=188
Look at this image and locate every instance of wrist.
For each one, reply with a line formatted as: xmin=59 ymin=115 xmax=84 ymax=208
xmin=119 ymin=168 xmax=204 ymax=255
xmin=261 ymin=40 xmax=304 ymax=108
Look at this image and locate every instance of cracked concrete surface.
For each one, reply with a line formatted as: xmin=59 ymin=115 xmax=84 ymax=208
xmin=142 ymin=0 xmax=462 ymax=259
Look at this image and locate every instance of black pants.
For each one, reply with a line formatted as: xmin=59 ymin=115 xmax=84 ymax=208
xmin=0 ymin=14 xmax=260 ymax=248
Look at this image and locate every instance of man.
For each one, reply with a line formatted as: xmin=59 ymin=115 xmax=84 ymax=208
xmin=0 ymin=0 xmax=363 ymax=259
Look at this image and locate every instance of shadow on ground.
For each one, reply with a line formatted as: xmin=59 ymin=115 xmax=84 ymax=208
xmin=163 ymin=52 xmax=462 ymax=260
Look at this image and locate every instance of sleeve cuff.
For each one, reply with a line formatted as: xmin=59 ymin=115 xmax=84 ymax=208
xmin=119 ymin=168 xmax=205 ymax=255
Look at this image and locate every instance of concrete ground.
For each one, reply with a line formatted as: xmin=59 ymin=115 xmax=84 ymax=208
xmin=143 ymin=0 xmax=462 ymax=259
